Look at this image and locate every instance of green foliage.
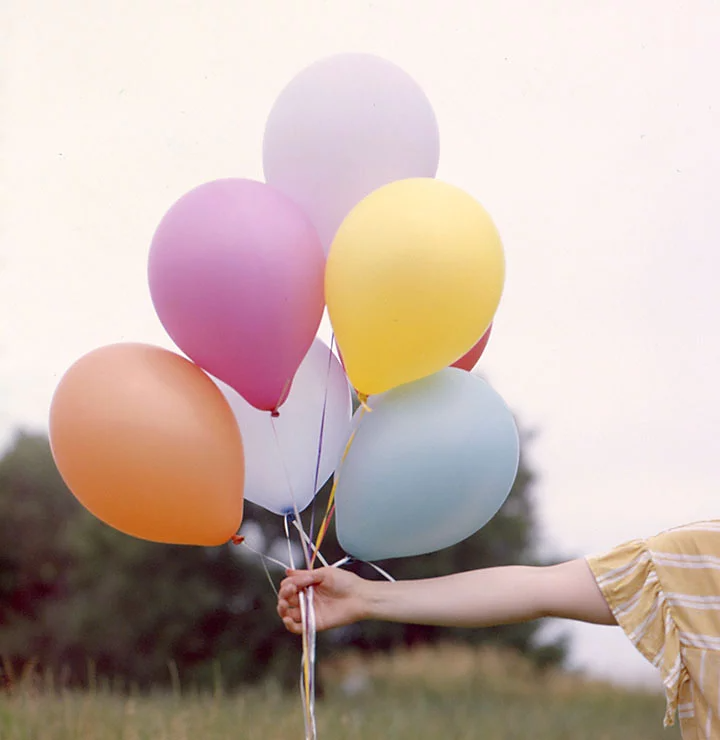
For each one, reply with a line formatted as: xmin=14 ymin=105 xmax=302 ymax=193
xmin=0 ymin=431 xmax=300 ymax=689
xmin=0 ymin=648 xmax=677 ymax=740
xmin=0 ymin=434 xmax=76 ymax=657
xmin=0 ymin=413 xmax=565 ymax=691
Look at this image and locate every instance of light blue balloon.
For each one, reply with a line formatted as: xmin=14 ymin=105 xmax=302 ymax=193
xmin=335 ymin=368 xmax=520 ymax=561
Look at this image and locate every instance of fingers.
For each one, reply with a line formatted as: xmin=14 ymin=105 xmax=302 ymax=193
xmin=282 ymin=616 xmax=303 ymax=634
xmin=278 ymin=569 xmax=328 ymax=605
xmin=277 ymin=597 xmax=302 ymax=621
xmin=277 ymin=597 xmax=300 ymax=617
xmin=278 ymin=580 xmax=298 ymax=604
xmin=282 ymin=568 xmax=328 ymax=592
xmin=278 ymin=568 xmax=331 ymax=635
xmin=277 ymin=591 xmax=307 ymax=635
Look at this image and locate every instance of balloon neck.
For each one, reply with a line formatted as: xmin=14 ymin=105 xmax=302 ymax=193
xmin=356 ymin=392 xmax=372 ymax=413
xmin=270 ymin=409 xmax=280 ymax=418
xmin=230 ymin=535 xmax=245 ymax=546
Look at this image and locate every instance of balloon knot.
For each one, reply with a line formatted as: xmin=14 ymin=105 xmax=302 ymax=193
xmin=270 ymin=409 xmax=280 ymax=418
xmin=230 ymin=535 xmax=245 ymax=546
xmin=357 ymin=393 xmax=372 ymax=413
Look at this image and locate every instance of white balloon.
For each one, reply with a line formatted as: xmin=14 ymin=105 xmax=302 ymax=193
xmin=263 ymin=53 xmax=440 ymax=254
xmin=215 ymin=339 xmax=352 ymax=516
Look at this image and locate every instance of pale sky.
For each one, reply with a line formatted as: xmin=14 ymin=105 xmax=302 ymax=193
xmin=3 ymin=0 xmax=720 ymax=689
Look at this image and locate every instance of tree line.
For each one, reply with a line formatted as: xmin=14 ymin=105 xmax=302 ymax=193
xmin=0 ymin=422 xmax=566 ymax=692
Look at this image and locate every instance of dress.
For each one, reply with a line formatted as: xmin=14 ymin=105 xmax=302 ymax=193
xmin=587 ymin=520 xmax=720 ymax=739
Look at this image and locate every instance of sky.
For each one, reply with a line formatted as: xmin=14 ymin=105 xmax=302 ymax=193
xmin=3 ymin=0 xmax=720 ymax=689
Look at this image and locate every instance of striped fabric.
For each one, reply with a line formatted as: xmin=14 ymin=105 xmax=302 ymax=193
xmin=587 ymin=520 xmax=720 ymax=738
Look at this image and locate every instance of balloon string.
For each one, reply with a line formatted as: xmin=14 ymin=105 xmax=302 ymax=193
xmin=309 ymin=333 xmax=336 ymax=547
xmin=312 ymin=473 xmax=338 ymax=565
xmin=292 ymin=519 xmax=331 ymax=568
xmin=284 ymin=515 xmax=317 ymax=740
xmin=229 ymin=536 xmax=287 ymax=596
xmin=270 ymin=417 xmax=313 ymax=570
xmin=271 ymin=414 xmax=321 ymax=737
xmin=311 ymin=405 xmax=366 ymax=566
xmin=231 ymin=536 xmax=290 ymax=572
xmin=356 ymin=392 xmax=373 ymax=413
xmin=312 ymin=509 xmax=334 ymax=568
xmin=331 ymin=554 xmax=395 ymax=581
xmin=312 ymin=479 xmax=338 ymax=564
xmin=364 ymin=561 xmax=396 ymax=582
xmin=306 ymin=586 xmax=318 ymax=738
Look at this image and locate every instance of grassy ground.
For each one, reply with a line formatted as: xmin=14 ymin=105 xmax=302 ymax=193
xmin=0 ymin=645 xmax=680 ymax=740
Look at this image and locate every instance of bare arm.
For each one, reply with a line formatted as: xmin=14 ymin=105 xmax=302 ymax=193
xmin=277 ymin=559 xmax=616 ymax=634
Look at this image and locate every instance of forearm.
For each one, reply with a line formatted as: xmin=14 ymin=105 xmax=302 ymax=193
xmin=360 ymin=559 xmax=616 ymax=628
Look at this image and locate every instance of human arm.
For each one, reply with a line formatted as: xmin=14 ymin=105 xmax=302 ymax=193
xmin=277 ymin=559 xmax=616 ymax=634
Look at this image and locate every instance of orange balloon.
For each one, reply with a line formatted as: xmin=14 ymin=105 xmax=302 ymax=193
xmin=49 ymin=343 xmax=245 ymax=546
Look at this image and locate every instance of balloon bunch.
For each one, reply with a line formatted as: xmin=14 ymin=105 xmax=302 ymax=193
xmin=48 ymin=53 xmax=519 ymax=739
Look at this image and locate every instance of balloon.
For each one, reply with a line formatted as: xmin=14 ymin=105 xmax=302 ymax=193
xmin=334 ymin=369 xmax=519 ymax=561
xmin=263 ymin=53 xmax=440 ymax=254
xmin=49 ymin=343 xmax=245 ymax=546
xmin=326 ymin=178 xmax=505 ymax=397
xmin=148 ymin=178 xmax=325 ymax=412
xmin=214 ymin=339 xmax=353 ymax=516
xmin=452 ymin=324 xmax=493 ymax=371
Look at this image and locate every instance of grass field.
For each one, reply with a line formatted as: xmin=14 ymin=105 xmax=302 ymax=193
xmin=0 ymin=645 xmax=681 ymax=739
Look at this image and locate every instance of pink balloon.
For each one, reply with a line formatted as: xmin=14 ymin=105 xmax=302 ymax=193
xmin=452 ymin=324 xmax=493 ymax=371
xmin=148 ymin=179 xmax=325 ymax=412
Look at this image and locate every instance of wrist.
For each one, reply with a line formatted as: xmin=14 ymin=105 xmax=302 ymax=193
xmin=357 ymin=578 xmax=389 ymax=622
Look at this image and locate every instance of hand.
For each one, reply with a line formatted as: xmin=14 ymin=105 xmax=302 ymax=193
xmin=277 ymin=567 xmax=370 ymax=634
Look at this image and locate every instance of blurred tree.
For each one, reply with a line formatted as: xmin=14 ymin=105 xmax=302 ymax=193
xmin=44 ymin=514 xmax=303 ymax=690
xmin=0 ymin=431 xmax=301 ymax=690
xmin=0 ymin=406 xmax=565 ymax=691
xmin=0 ymin=433 xmax=77 ymax=665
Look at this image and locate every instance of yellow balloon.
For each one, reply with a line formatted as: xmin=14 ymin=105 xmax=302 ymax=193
xmin=326 ymin=178 xmax=505 ymax=396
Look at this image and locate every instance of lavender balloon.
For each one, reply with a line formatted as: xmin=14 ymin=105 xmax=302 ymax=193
xmin=263 ymin=53 xmax=440 ymax=254
xmin=214 ymin=339 xmax=353 ymax=516
xmin=148 ymin=179 xmax=325 ymax=412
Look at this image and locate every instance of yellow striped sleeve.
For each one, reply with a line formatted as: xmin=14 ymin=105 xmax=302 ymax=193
xmin=587 ymin=538 xmax=684 ymax=728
